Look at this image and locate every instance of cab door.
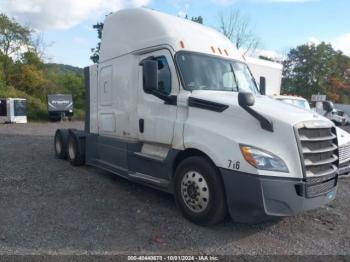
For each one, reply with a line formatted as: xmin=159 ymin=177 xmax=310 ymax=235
xmin=137 ymin=49 xmax=179 ymax=145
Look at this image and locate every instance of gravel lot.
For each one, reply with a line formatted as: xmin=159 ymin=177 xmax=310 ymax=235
xmin=0 ymin=121 xmax=350 ymax=255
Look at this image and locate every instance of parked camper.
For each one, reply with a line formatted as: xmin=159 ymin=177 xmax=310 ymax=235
xmin=54 ymin=8 xmax=338 ymax=225
xmin=0 ymin=98 xmax=27 ymax=124
xmin=47 ymin=94 xmax=73 ymax=121
xmin=245 ymin=57 xmax=282 ymax=96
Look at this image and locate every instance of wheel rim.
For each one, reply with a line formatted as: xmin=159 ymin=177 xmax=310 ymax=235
xmin=55 ymin=135 xmax=62 ymax=154
xmin=181 ymin=171 xmax=209 ymax=213
xmin=68 ymin=139 xmax=76 ymax=160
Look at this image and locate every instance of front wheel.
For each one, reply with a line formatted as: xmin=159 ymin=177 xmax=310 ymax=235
xmin=174 ymin=156 xmax=227 ymax=225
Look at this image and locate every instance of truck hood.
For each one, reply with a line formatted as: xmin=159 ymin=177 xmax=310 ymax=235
xmin=189 ymin=90 xmax=330 ymax=126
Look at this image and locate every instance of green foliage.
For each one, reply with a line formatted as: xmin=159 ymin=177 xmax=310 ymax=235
xmin=74 ymin=109 xmax=85 ymax=120
xmin=90 ymin=22 xmax=104 ymax=63
xmin=0 ymin=14 xmax=86 ymax=121
xmin=45 ymin=63 xmax=83 ymax=75
xmin=55 ymin=72 xmax=85 ymax=110
xmin=0 ymin=13 xmax=31 ymax=84
xmin=259 ymin=55 xmax=274 ymax=62
xmin=190 ymin=16 xmax=203 ymax=24
xmin=282 ymin=42 xmax=350 ymax=102
xmin=0 ymin=84 xmax=47 ymax=120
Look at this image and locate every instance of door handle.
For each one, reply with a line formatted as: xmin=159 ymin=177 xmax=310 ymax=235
xmin=139 ymin=118 xmax=144 ymax=133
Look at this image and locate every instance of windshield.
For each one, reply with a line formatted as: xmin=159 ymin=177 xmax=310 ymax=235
xmin=176 ymin=52 xmax=259 ymax=94
xmin=277 ymin=98 xmax=310 ymax=110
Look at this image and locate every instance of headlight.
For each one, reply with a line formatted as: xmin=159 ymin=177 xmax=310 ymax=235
xmin=240 ymin=145 xmax=289 ymax=172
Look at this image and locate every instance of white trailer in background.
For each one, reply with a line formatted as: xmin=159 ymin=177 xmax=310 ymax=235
xmin=246 ymin=57 xmax=283 ymax=96
xmin=0 ymin=98 xmax=27 ymax=124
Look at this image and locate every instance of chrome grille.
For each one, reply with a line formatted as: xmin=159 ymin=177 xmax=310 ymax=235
xmin=296 ymin=122 xmax=338 ymax=177
xmin=339 ymin=143 xmax=350 ymax=164
xmin=295 ymin=121 xmax=338 ymax=198
xmin=306 ymin=179 xmax=337 ymax=198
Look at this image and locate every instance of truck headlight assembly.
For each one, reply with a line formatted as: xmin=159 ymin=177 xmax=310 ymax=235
xmin=240 ymin=145 xmax=289 ymax=172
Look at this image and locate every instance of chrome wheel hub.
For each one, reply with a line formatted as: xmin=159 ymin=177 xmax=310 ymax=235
xmin=181 ymin=171 xmax=209 ymax=213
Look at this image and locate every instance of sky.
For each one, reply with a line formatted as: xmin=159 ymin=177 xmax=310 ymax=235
xmin=1 ymin=0 xmax=349 ymax=67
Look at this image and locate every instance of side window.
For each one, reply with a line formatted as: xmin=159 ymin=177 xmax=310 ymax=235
xmin=156 ymin=56 xmax=171 ymax=95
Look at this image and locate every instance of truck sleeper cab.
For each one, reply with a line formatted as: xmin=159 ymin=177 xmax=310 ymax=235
xmin=54 ymin=8 xmax=338 ymax=225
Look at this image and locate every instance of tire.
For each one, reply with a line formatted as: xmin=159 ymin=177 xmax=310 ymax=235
xmin=174 ymin=156 xmax=227 ymax=225
xmin=67 ymin=132 xmax=85 ymax=166
xmin=54 ymin=129 xmax=68 ymax=159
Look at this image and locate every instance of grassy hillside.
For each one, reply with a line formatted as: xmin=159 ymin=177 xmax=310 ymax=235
xmin=45 ymin=63 xmax=84 ymax=75
xmin=0 ymin=62 xmax=85 ymax=121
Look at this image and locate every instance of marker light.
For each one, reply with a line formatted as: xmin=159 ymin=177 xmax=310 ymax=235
xmin=218 ymin=48 xmax=222 ymax=54
xmin=240 ymin=146 xmax=257 ymax=167
xmin=211 ymin=46 xmax=215 ymax=53
xmin=180 ymin=41 xmax=185 ymax=48
xmin=240 ymin=145 xmax=289 ymax=172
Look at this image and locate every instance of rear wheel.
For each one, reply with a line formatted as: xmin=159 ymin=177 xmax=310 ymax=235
xmin=67 ymin=133 xmax=85 ymax=166
xmin=54 ymin=129 xmax=68 ymax=159
xmin=174 ymin=156 xmax=227 ymax=225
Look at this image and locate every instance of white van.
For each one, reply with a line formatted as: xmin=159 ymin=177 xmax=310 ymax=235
xmin=54 ymin=8 xmax=339 ymax=225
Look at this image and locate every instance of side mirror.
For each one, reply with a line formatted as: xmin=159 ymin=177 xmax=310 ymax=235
xmin=259 ymin=76 xmax=266 ymax=95
xmin=142 ymin=60 xmax=158 ymax=93
xmin=238 ymin=92 xmax=255 ymax=107
xmin=323 ymin=101 xmax=334 ymax=112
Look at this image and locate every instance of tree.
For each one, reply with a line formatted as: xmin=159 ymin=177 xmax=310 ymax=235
xmin=57 ymin=72 xmax=84 ymax=109
xmin=0 ymin=14 xmax=31 ymax=84
xmin=258 ymin=55 xmax=274 ymax=62
xmin=218 ymin=8 xmax=260 ymax=56
xmin=90 ymin=22 xmax=104 ymax=63
xmin=21 ymin=50 xmax=43 ymax=68
xmin=0 ymin=14 xmax=86 ymax=120
xmin=188 ymin=16 xmax=203 ymax=24
xmin=31 ymin=33 xmax=52 ymax=61
xmin=282 ymin=42 xmax=350 ymax=102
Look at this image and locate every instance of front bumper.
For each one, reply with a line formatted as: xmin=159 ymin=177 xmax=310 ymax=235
xmin=339 ymin=163 xmax=350 ymax=176
xmin=220 ymin=168 xmax=337 ymax=223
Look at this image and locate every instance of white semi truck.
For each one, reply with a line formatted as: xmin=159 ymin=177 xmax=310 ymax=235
xmin=54 ymin=8 xmax=339 ymax=225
